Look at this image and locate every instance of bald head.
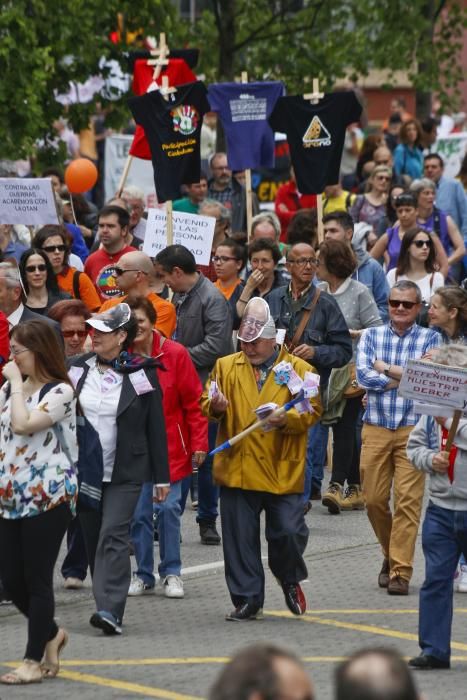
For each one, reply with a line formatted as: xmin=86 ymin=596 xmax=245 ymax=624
xmin=115 ymin=251 xmax=153 ymax=296
xmin=119 ymin=251 xmax=154 ymax=275
xmin=373 ymin=147 xmax=393 ymax=167
xmin=335 ymin=648 xmax=419 ymax=700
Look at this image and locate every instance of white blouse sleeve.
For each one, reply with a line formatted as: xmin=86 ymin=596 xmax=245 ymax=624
xmin=34 ymin=383 xmax=76 ymax=424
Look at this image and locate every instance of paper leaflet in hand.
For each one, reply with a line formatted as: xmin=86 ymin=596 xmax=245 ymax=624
xmin=208 ymin=380 xmax=219 ymax=400
xmin=255 ymin=402 xmax=279 ymax=432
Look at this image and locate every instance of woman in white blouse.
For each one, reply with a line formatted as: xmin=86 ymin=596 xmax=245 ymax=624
xmin=386 ymin=228 xmax=444 ymax=308
xmin=0 ymin=320 xmax=77 ymax=686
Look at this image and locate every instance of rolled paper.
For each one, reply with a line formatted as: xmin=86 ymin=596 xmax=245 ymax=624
xmin=208 ymin=391 xmax=306 ymax=456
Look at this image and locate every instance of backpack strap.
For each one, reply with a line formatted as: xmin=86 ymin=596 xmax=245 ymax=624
xmin=287 ymin=289 xmax=321 ymax=352
xmin=72 ymin=270 xmax=81 ymax=300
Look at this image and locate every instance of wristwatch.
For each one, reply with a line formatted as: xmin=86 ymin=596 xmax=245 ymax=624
xmin=383 ymin=364 xmax=391 ymax=376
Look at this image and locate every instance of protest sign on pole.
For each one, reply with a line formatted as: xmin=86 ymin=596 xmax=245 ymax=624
xmin=398 ymin=359 xmax=467 ymax=410
xmin=142 ymin=209 xmax=215 ymax=264
xmin=104 ymin=135 xmax=157 ymax=207
xmin=0 ymin=178 xmax=59 ymax=226
xmin=399 ymin=359 xmax=467 ymax=449
xmin=433 ymin=132 xmax=467 ymax=179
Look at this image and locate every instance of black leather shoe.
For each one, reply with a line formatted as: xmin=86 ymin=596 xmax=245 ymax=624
xmin=281 ymin=582 xmax=306 ymax=615
xmin=199 ymin=522 xmax=221 ymax=545
xmin=225 ymin=603 xmax=263 ymax=621
xmin=408 ymin=654 xmax=450 ymax=670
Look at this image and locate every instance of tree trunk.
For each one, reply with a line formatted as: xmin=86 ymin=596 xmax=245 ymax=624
xmin=415 ymin=0 xmax=435 ymax=120
xmin=216 ymin=0 xmax=236 ymax=80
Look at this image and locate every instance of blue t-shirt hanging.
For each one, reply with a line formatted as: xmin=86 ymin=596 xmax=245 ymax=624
xmin=208 ymin=81 xmax=285 ymax=171
xmin=268 ymin=91 xmax=362 ymax=194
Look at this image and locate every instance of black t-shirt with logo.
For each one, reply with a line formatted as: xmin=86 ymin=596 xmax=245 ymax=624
xmin=268 ymin=91 xmax=362 ymax=194
xmin=128 ymin=81 xmax=210 ymax=202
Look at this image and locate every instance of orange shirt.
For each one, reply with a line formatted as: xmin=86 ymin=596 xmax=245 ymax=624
xmin=214 ymin=278 xmax=241 ymax=300
xmin=99 ymin=291 xmax=176 ymax=339
xmin=57 ymin=266 xmax=101 ymax=311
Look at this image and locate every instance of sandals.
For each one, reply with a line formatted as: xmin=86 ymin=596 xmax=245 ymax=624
xmin=0 ymin=659 xmax=42 ymax=685
xmin=40 ymin=627 xmax=69 ymax=679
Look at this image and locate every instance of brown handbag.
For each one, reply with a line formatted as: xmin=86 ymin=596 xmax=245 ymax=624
xmin=342 ymin=362 xmax=365 ymax=399
xmin=285 ymin=289 xmax=321 ymax=352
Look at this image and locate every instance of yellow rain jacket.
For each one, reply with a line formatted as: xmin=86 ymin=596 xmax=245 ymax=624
xmin=201 ymin=347 xmax=322 ymax=494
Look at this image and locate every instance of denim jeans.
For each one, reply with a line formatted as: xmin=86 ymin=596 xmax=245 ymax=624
xmin=303 ymin=422 xmax=328 ymax=503
xmin=131 ymin=478 xmax=190 ymax=586
xmin=419 ymin=501 xmax=467 ymax=661
xmin=197 ymin=422 xmax=220 ymax=524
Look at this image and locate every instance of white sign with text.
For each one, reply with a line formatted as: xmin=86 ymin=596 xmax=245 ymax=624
xmin=0 ymin=178 xmax=59 ymax=225
xmin=398 ymin=359 xmax=467 ymax=412
xmin=142 ymin=209 xmax=216 ymax=265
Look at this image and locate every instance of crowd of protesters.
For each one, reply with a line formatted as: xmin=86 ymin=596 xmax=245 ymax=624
xmin=0 ymin=95 xmax=467 ymax=687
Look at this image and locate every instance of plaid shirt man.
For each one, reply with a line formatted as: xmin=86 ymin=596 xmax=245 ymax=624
xmin=357 ymin=322 xmax=442 ymax=430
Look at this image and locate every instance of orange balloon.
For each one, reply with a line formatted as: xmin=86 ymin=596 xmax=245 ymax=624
xmin=64 ymin=158 xmax=98 ymax=194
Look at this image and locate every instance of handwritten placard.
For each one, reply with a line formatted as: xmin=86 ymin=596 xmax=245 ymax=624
xmin=0 ymin=178 xmax=59 ymax=225
xmin=398 ymin=359 xmax=467 ymax=411
xmin=142 ymin=209 xmax=216 ymax=265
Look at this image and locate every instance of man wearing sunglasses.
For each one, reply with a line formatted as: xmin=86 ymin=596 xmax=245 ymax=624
xmin=356 ymin=280 xmax=441 ymax=596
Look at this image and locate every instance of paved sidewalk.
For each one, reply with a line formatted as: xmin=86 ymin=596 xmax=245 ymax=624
xmin=1 ymin=496 xmax=466 ymax=699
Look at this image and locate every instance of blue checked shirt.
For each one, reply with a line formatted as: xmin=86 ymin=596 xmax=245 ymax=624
xmin=356 ymin=322 xmax=442 ymax=430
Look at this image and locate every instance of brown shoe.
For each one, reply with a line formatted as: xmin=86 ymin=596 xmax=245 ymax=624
xmin=378 ymin=559 xmax=390 ymax=588
xmin=387 ymin=575 xmax=409 ymax=595
xmin=341 ymin=484 xmax=365 ymax=511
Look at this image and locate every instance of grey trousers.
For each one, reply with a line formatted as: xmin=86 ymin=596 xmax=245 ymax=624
xmin=92 ymin=482 xmax=142 ymax=622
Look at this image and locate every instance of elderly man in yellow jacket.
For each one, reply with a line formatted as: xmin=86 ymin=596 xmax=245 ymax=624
xmin=201 ymin=298 xmax=322 ymax=621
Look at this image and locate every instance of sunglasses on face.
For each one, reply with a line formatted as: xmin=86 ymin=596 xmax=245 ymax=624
xmin=25 ymin=264 xmax=47 ymax=273
xmin=412 ymin=239 xmax=432 ymax=248
xmin=375 ymin=175 xmax=390 ymax=181
xmin=114 ymin=267 xmax=142 ymax=276
xmin=388 ymin=299 xmax=419 ymax=309
xmin=42 ymin=244 xmax=66 ymax=253
xmin=62 ymin=330 xmax=87 ymax=339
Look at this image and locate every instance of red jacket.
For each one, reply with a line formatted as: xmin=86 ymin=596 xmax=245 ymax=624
xmin=152 ymin=333 xmax=208 ymax=483
xmin=274 ymin=181 xmax=317 ymax=242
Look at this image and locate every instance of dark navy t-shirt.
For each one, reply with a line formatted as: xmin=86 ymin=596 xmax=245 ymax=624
xmin=128 ymin=81 xmax=210 ymax=202
xmin=268 ymin=91 xmax=362 ymax=194
xmin=208 ymin=81 xmax=285 ymax=170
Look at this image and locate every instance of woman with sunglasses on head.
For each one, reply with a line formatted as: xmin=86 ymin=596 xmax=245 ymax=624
xmin=32 ymin=225 xmax=100 ymax=312
xmin=386 ymin=229 xmax=444 ymax=325
xmin=371 ymin=193 xmax=449 ymax=277
xmin=19 ymin=248 xmax=71 ymax=316
xmin=0 ymin=320 xmax=78 ymax=685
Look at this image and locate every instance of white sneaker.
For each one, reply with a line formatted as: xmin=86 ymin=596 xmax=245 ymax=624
xmin=458 ymin=565 xmax=467 ymax=593
xmin=128 ymin=575 xmax=155 ymax=596
xmin=163 ymin=575 xmax=184 ymax=598
xmin=64 ymin=577 xmax=84 ymax=590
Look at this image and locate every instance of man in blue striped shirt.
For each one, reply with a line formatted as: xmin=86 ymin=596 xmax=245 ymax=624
xmin=357 ymin=280 xmax=441 ymax=596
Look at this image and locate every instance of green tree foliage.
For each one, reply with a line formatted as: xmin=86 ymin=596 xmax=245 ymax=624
xmin=0 ymin=0 xmax=465 ymax=160
xmin=191 ymin=0 xmax=466 ymax=109
xmin=0 ymin=0 xmax=177 ymax=159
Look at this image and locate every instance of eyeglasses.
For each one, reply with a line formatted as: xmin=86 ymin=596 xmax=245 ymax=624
xmin=211 ymin=255 xmax=237 ymax=264
xmin=287 ymin=258 xmax=317 ymax=267
xmin=10 ymin=347 xmax=29 ymax=356
xmin=212 ymin=165 xmax=230 ymax=171
xmin=375 ymin=175 xmax=391 ymax=181
xmin=25 ymin=264 xmax=47 ymax=273
xmin=114 ymin=267 xmax=145 ymax=276
xmin=62 ymin=330 xmax=88 ymax=339
xmin=388 ymin=299 xmax=419 ymax=309
xmin=42 ymin=244 xmax=66 ymax=253
xmin=412 ymin=239 xmax=432 ymax=248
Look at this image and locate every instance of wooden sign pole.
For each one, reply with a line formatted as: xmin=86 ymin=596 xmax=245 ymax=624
xmin=241 ymin=71 xmax=254 ymax=242
xmin=117 ymin=32 xmax=170 ymax=197
xmin=303 ymin=78 xmax=325 ymax=244
xmin=445 ymin=409 xmax=462 ymax=452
